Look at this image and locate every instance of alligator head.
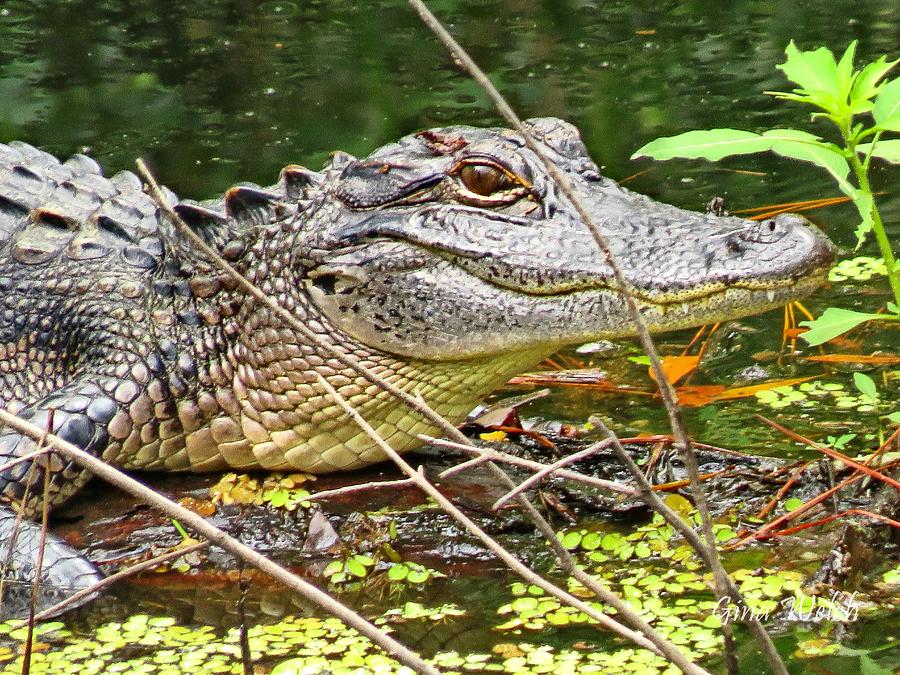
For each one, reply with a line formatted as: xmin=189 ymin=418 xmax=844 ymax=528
xmin=300 ymin=117 xmax=834 ymax=361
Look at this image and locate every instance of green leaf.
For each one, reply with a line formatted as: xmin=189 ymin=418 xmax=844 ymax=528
xmin=784 ymin=497 xmax=805 ymax=511
xmin=835 ymin=40 xmax=858 ymax=101
xmin=829 ymin=433 xmax=856 ymax=449
xmin=860 ymin=653 xmax=894 ymax=675
xmin=885 ymin=411 xmax=900 ymax=424
xmin=853 ymin=372 xmax=878 ymax=399
xmin=601 ymin=533 xmax=623 ymax=551
xmin=266 ymin=488 xmax=289 ymax=507
xmin=850 ymin=55 xmax=900 ymax=101
xmin=560 ymin=531 xmax=582 ymax=549
xmin=345 ymin=558 xmax=369 ymax=578
xmin=387 ymin=564 xmax=408 ymax=581
xmin=857 ymin=139 xmax=900 ymax=163
xmin=581 ymin=532 xmax=602 ymax=550
xmin=510 ymin=597 xmax=539 ymax=612
xmin=715 ymin=527 xmax=736 ymax=542
xmin=407 ymin=570 xmax=430 ymax=584
xmin=848 ymin=98 xmax=875 ymax=116
xmin=799 ymin=307 xmax=884 ymax=345
xmin=776 ymin=41 xmax=841 ymax=115
xmin=883 ymin=566 xmax=900 ymax=583
xmin=873 ymin=77 xmax=900 ymax=130
xmin=323 ymin=560 xmax=344 ymax=577
xmin=632 ymin=129 xmax=770 ymax=161
xmin=762 ymin=129 xmax=853 ymax=193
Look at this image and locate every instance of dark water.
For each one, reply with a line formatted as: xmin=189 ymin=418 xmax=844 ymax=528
xmin=1 ymin=1 xmax=898 ymax=672
xmin=1 ymin=0 xmax=898 ymax=228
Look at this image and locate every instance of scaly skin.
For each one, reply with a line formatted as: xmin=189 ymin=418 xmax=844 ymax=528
xmin=0 ymin=118 xmax=834 ymax=613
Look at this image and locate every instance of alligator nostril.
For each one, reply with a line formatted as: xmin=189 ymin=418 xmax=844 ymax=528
xmin=737 ymin=218 xmax=787 ymax=245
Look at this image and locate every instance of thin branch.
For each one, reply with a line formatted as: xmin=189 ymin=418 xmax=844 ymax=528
xmin=729 ymin=472 xmax=868 ymax=548
xmin=758 ymin=415 xmax=900 ymax=490
xmin=33 ymin=541 xmax=210 ymax=622
xmin=316 ymin=374 xmax=712 ymax=675
xmin=23 ymin=410 xmax=53 ymax=675
xmin=757 ymin=461 xmax=812 ymax=519
xmin=0 ymin=448 xmax=53 ymax=476
xmin=437 ymin=455 xmax=492 ymax=478
xmin=406 ymin=2 xmax=785 ymax=672
xmin=305 ymin=472 xmax=421 ymax=502
xmin=0 ymin=408 xmax=440 ymax=675
xmin=492 ymin=440 xmax=610 ymax=509
xmin=422 ymin=435 xmax=637 ymax=495
xmin=767 ymin=508 xmax=900 ymax=537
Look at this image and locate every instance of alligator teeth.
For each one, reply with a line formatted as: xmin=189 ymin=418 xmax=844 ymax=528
xmin=766 ymin=290 xmax=776 ymax=303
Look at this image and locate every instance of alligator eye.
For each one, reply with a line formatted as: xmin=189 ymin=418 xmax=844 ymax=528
xmin=459 ymin=163 xmax=510 ymax=195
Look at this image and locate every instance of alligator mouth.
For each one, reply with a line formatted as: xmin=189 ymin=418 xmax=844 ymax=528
xmin=422 ymin=247 xmax=834 ymax=339
xmin=432 ymin=249 xmax=834 ymax=306
xmin=629 ymin=271 xmax=830 ymax=325
xmin=627 ymin=264 xmax=833 ymax=309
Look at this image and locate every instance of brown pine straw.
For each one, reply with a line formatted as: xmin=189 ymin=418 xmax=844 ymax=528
xmin=728 ymin=421 xmax=900 ymax=547
xmin=766 ymin=509 xmax=900 ymax=537
xmin=757 ymin=461 xmax=813 ymax=520
xmin=758 ymin=416 xmax=900 ymax=490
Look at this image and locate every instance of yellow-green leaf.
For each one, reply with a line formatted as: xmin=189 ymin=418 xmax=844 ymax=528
xmin=632 ymin=129 xmax=770 ymax=161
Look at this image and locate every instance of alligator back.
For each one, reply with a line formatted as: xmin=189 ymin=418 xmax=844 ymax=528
xmin=0 ymin=141 xmax=275 ymax=269
xmin=0 ymin=142 xmax=166 ymax=255
xmin=0 ymin=143 xmax=270 ymax=418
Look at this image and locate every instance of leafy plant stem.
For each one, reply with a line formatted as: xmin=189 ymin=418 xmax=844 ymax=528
xmin=847 ymin=146 xmax=900 ymax=306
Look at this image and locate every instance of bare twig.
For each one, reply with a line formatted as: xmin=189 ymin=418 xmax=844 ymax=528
xmin=423 ymin=435 xmax=637 ymax=494
xmin=730 ymin=472 xmax=869 ymax=548
xmin=758 ymin=415 xmax=900 ymax=490
xmin=436 ymin=455 xmax=491 ymax=478
xmin=33 ymin=541 xmax=210 ymax=621
xmin=0 ymin=408 xmax=440 ymax=675
xmin=407 ymin=2 xmax=786 ymax=672
xmin=0 ymin=448 xmax=54 ymax=476
xmin=305 ymin=473 xmax=421 ymax=502
xmin=316 ymin=374 xmax=712 ymax=675
xmin=492 ymin=440 xmax=611 ymax=509
xmin=23 ymin=410 xmax=53 ymax=675
xmin=0 ymin=473 xmax=34 ymax=617
xmin=238 ymin=566 xmax=253 ymax=675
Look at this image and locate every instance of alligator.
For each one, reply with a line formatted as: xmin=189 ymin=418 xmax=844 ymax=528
xmin=0 ymin=117 xmax=834 ymax=615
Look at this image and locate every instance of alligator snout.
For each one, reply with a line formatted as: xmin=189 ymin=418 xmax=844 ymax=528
xmin=731 ymin=213 xmax=835 ymax=273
